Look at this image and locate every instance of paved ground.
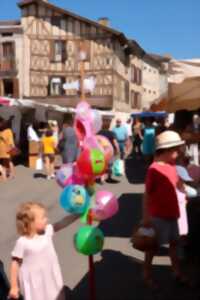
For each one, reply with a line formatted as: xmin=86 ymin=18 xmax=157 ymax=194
xmin=1 ymin=157 xmax=200 ymax=299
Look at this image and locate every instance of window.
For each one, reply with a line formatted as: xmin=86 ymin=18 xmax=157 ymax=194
xmin=52 ymin=16 xmax=61 ymax=27
xmin=49 ymin=77 xmax=65 ymax=96
xmin=2 ymin=42 xmax=15 ymax=58
xmin=2 ymin=33 xmax=13 ymax=37
xmin=125 ymin=81 xmax=129 ymax=104
xmin=131 ymin=91 xmax=141 ymax=109
xmin=140 ymin=69 xmax=142 ymax=84
xmin=131 ymin=65 xmax=137 ymax=83
xmin=136 ymin=68 xmax=142 ymax=85
xmin=51 ymin=40 xmax=67 ymax=62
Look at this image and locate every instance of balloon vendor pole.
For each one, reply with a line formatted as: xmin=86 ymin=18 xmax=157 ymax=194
xmin=79 ymin=42 xmax=96 ymax=300
xmin=87 ymin=209 xmax=96 ymax=300
xmin=79 ymin=41 xmax=86 ymax=101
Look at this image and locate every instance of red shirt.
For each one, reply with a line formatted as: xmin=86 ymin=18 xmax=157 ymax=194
xmin=145 ymin=162 xmax=180 ymax=219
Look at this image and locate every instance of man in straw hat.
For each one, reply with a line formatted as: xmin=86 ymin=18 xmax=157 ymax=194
xmin=142 ymin=130 xmax=192 ymax=289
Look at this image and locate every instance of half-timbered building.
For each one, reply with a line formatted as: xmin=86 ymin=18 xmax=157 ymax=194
xmin=16 ymin=0 xmax=144 ymax=112
xmin=0 ymin=20 xmax=23 ymax=98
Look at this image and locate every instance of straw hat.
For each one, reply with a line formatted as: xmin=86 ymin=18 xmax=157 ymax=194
xmin=155 ymin=130 xmax=185 ymax=150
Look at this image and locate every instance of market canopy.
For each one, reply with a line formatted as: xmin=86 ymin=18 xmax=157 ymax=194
xmin=131 ymin=111 xmax=167 ymax=118
xmin=151 ymin=59 xmax=200 ymax=112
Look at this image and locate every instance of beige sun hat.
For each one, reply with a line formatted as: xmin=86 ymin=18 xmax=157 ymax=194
xmin=155 ymin=130 xmax=185 ymax=150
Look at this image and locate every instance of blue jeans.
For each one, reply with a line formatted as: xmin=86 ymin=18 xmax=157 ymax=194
xmin=118 ymin=141 xmax=125 ymax=159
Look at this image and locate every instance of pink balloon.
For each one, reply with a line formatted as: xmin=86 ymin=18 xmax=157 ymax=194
xmin=75 ymin=101 xmax=93 ymax=142
xmin=92 ymin=191 xmax=119 ymax=220
xmin=83 ymin=136 xmax=99 ymax=149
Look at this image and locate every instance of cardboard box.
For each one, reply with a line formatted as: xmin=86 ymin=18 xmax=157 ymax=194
xmin=29 ymin=141 xmax=40 ymax=155
xmin=29 ymin=155 xmax=38 ymax=169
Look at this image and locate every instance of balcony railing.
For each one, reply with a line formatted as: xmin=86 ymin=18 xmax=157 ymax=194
xmin=0 ymin=57 xmax=17 ymax=72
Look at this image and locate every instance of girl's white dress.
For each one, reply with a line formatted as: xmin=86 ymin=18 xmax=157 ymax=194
xmin=12 ymin=225 xmax=64 ymax=300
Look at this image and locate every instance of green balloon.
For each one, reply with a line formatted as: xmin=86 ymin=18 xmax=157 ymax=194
xmin=91 ymin=149 xmax=105 ymax=175
xmin=74 ymin=225 xmax=104 ymax=256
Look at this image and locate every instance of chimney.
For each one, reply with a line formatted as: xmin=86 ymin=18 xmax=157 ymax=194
xmin=98 ymin=17 xmax=110 ymax=27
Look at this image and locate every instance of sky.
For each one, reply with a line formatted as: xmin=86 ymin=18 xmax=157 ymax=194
xmin=1 ymin=0 xmax=200 ymax=59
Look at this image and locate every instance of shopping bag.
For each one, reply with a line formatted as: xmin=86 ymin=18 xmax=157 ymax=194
xmin=36 ymin=157 xmax=43 ymax=170
xmin=112 ymin=159 xmax=124 ymax=177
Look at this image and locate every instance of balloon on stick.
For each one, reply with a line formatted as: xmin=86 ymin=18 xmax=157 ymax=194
xmin=77 ymin=148 xmax=106 ymax=180
xmin=56 ymin=163 xmax=84 ymax=188
xmin=60 ymin=185 xmax=90 ymax=214
xmin=96 ymin=135 xmax=114 ymax=162
xmin=74 ymin=225 xmax=104 ymax=255
xmin=92 ymin=191 xmax=119 ymax=221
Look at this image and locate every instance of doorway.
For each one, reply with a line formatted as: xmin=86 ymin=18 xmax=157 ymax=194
xmin=3 ymin=79 xmax=13 ymax=97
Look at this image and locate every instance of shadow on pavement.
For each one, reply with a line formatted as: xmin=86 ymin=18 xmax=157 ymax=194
xmin=125 ymin=155 xmax=149 ymax=184
xmin=33 ymin=172 xmax=47 ymax=179
xmin=72 ymin=249 xmax=199 ymax=300
xmin=99 ymin=193 xmax=142 ymax=238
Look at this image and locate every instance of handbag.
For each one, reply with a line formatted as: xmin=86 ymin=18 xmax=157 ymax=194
xmin=130 ymin=224 xmax=157 ymax=252
xmin=7 ymin=147 xmax=21 ymax=157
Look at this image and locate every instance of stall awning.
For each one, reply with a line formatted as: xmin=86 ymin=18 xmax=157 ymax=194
xmin=151 ymin=59 xmax=200 ymax=112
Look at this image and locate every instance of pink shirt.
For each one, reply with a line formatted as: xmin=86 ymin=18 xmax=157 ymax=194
xmin=146 ymin=162 xmax=180 ymax=219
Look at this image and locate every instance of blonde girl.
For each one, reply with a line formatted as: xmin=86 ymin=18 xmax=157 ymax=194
xmin=9 ymin=202 xmax=78 ymax=300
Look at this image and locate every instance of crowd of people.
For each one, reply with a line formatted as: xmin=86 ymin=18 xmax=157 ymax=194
xmin=0 ymin=111 xmax=200 ymax=299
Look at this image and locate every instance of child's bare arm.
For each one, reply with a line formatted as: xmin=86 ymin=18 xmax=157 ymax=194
xmin=53 ymin=214 xmax=79 ymax=232
xmin=9 ymin=258 xmax=22 ymax=299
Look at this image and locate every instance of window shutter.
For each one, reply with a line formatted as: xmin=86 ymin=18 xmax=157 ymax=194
xmin=50 ymin=40 xmax=55 ymax=62
xmin=47 ymin=78 xmax=51 ymax=96
xmin=134 ymin=66 xmax=137 ymax=84
xmin=0 ymin=79 xmax=4 ymax=96
xmin=11 ymin=42 xmax=16 ymax=69
xmin=13 ymin=78 xmax=19 ymax=98
xmin=61 ymin=41 xmax=67 ymax=62
xmin=139 ymin=69 xmax=142 ymax=85
xmin=134 ymin=92 xmax=138 ymax=108
xmin=61 ymin=77 xmax=65 ymax=95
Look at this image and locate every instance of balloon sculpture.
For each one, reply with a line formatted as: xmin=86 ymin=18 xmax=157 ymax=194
xmin=56 ymin=101 xmax=119 ymax=300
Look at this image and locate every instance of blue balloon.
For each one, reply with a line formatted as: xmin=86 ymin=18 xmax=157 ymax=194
xmin=60 ymin=185 xmax=90 ymax=214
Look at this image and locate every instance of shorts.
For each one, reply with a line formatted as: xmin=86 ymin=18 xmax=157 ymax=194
xmin=43 ymin=154 xmax=55 ymax=163
xmin=0 ymin=158 xmax=10 ymax=168
xmin=151 ymin=217 xmax=179 ymax=246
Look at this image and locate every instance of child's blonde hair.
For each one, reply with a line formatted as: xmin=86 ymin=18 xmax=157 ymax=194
xmin=16 ymin=202 xmax=46 ymax=235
